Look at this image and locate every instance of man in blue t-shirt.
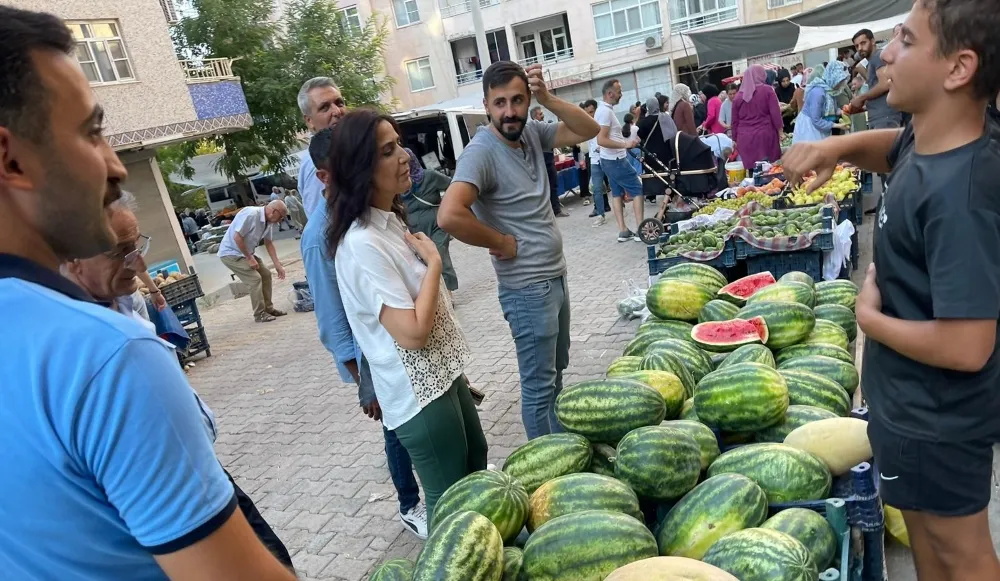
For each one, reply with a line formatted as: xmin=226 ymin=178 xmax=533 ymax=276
xmin=0 ymin=7 xmax=297 ymax=580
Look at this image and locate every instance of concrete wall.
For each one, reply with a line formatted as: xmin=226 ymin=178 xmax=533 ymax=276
xmin=120 ymin=150 xmax=194 ymax=273
xmin=744 ymin=0 xmax=824 ymax=24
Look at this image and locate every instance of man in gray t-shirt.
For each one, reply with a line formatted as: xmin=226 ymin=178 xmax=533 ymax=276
xmin=851 ymin=29 xmax=902 ymax=130
xmin=439 ymin=60 xmax=599 ymax=440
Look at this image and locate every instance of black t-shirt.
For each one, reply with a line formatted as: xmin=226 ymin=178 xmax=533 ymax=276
xmin=863 ymin=122 xmax=1000 ymax=441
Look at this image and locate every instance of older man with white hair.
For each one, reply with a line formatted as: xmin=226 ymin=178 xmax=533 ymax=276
xmin=218 ymin=200 xmax=288 ymax=322
xmin=296 ymin=76 xmax=347 ymax=217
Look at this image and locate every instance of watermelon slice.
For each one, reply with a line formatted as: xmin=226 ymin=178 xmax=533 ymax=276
xmin=691 ymin=317 xmax=770 ymax=353
xmin=717 ymin=272 xmax=777 ymax=305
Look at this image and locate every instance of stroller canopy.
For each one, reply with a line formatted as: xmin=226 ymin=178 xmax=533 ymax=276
xmin=636 ymin=115 xmax=722 ymax=198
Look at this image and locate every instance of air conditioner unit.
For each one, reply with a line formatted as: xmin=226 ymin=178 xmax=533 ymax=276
xmin=645 ymin=34 xmax=663 ymax=51
xmin=159 ymin=0 xmax=181 ymax=24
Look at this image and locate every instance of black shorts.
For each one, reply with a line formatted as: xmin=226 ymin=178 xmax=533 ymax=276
xmin=868 ymin=419 xmax=995 ymax=517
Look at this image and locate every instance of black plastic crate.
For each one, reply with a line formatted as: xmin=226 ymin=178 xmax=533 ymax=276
xmin=647 ymin=242 xmax=737 ymax=276
xmin=860 ymin=171 xmax=874 ymax=195
xmin=745 ymin=250 xmax=824 ymax=282
xmin=172 ymin=298 xmax=201 ymax=327
xmin=754 ymin=171 xmax=784 ymax=187
xmin=182 ymin=325 xmax=211 ymax=360
xmin=160 ymin=274 xmax=204 ymax=306
xmin=735 ymin=206 xmax=836 ymax=260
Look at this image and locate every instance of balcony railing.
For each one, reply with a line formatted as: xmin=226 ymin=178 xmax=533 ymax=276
xmin=670 ymin=5 xmax=739 ymax=32
xmin=180 ymin=58 xmax=238 ymax=82
xmin=456 ymin=70 xmax=483 ymax=86
xmin=440 ymin=0 xmax=500 ymax=18
xmin=517 ymin=47 xmax=575 ymax=67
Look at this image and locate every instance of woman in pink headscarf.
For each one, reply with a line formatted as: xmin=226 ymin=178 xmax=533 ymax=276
xmin=731 ymin=64 xmax=784 ymax=170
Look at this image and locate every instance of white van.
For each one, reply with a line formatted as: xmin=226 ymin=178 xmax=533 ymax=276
xmin=393 ymin=97 xmax=488 ymax=173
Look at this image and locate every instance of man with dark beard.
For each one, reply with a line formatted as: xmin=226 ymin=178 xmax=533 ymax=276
xmin=439 ymin=61 xmax=598 ymax=439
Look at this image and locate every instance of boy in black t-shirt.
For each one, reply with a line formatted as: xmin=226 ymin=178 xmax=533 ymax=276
xmin=784 ymin=1 xmax=1000 ymax=579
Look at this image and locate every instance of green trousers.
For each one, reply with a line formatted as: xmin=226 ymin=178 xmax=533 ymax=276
xmin=393 ymin=375 xmax=488 ymax=525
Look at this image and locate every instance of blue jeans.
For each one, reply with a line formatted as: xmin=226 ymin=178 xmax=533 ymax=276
xmin=498 ymin=276 xmax=571 ymax=440
xmin=590 ymin=162 xmax=608 ymax=216
xmin=601 ymin=156 xmax=643 ymax=198
xmin=359 ymin=357 xmax=421 ymax=513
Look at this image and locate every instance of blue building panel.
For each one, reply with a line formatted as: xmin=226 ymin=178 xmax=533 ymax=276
xmin=188 ymin=80 xmax=249 ymax=120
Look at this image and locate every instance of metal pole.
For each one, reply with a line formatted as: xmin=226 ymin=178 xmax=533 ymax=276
xmin=470 ymin=0 xmax=492 ymax=68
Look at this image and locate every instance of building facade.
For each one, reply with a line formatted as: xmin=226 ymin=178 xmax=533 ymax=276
xmin=4 ymin=0 xmax=252 ymax=272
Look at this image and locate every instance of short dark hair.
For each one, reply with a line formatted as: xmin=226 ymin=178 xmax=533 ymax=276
xmin=482 ymin=60 xmax=529 ymax=98
xmin=922 ymin=0 xmax=1000 ymax=100
xmin=309 ymin=127 xmax=334 ymax=170
xmin=581 ymin=99 xmax=598 ymax=109
xmin=624 ymin=113 xmax=634 ymax=125
xmin=0 ymin=7 xmax=74 ymax=142
xmin=852 ymin=29 xmax=874 ymax=43
xmin=725 ymin=83 xmax=739 ymax=92
xmin=701 ymin=83 xmax=720 ymax=99
xmin=601 ymin=79 xmax=620 ymax=95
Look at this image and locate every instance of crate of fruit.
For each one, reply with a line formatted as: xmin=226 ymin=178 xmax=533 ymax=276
xmin=648 ymin=219 xmax=740 ymax=276
xmin=155 ymin=273 xmax=204 ymax=306
xmin=732 ymin=205 xmax=836 ymax=260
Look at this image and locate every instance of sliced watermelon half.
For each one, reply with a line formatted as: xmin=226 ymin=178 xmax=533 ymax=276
xmin=717 ymin=272 xmax=777 ymax=305
xmin=691 ymin=316 xmax=770 ymax=353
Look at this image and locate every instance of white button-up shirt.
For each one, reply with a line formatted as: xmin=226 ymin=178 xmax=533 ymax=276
xmin=297 ymin=154 xmax=325 ymax=218
xmin=217 ymin=206 xmax=272 ymax=259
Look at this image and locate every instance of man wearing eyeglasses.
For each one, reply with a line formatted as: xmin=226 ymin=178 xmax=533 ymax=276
xmin=218 ymin=200 xmax=289 ymax=322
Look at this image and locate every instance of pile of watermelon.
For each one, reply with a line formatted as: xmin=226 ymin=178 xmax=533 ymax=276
xmin=370 ymin=263 xmax=873 ymax=581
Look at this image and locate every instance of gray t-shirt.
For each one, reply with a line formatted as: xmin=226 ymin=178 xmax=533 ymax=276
xmin=452 ymin=120 xmax=566 ymax=289
xmin=866 ymin=49 xmax=901 ymax=124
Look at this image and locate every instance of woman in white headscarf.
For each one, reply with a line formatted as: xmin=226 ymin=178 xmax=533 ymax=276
xmin=792 ymin=61 xmax=851 ymax=144
xmin=670 ymin=83 xmax=697 ymax=136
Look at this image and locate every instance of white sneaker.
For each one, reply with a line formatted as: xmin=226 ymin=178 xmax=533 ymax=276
xmin=400 ymin=504 xmax=428 ymax=540
xmin=487 ymin=463 xmax=498 ymax=471
xmin=592 ymin=215 xmax=606 ymax=227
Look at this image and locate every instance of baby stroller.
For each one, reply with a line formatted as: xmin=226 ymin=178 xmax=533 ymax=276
xmin=633 ymin=117 xmax=726 ymax=244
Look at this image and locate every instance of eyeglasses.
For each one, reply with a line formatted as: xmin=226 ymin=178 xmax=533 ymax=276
xmin=106 ymin=234 xmax=150 ymax=269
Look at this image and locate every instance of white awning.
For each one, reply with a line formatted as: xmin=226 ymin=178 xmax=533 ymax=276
xmin=793 ymin=12 xmax=908 ymax=54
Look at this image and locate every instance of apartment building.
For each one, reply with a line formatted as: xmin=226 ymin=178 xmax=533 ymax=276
xmin=5 ymin=0 xmax=252 ymax=272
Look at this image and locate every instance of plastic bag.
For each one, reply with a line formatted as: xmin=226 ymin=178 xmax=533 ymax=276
xmin=823 ymin=219 xmax=856 ymax=281
xmin=884 ymin=504 xmax=910 ymax=547
xmin=676 ymin=208 xmax=737 ymax=232
xmin=616 ymin=279 xmax=648 ymax=320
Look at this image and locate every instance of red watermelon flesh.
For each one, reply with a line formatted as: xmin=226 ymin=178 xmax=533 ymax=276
xmin=718 ymin=272 xmax=777 ymax=304
xmin=691 ymin=317 xmax=770 ymax=352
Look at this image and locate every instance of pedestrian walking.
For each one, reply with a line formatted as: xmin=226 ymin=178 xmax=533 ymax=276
xmin=581 ymin=99 xmax=610 ymax=227
xmin=326 ymin=110 xmax=488 ymax=525
xmin=217 ymin=202 xmax=288 ymax=322
xmin=439 ymin=61 xmax=600 ymax=439
xmin=784 ymin=3 xmax=1000 ymax=577
xmin=731 ymin=64 xmax=784 ymax=170
xmin=283 ymin=190 xmax=307 ymax=237
xmin=0 ymin=7 xmax=297 ymax=579
xmin=595 ymin=79 xmax=645 ymax=242
xmin=296 ymin=77 xmax=348 ymax=218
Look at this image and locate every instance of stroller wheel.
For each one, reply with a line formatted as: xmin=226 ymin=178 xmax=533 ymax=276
xmin=638 ymin=218 xmax=664 ymax=245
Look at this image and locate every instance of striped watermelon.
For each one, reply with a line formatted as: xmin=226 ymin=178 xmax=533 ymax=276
xmin=755 ymin=405 xmax=839 ymax=443
xmin=680 ymin=398 xmax=697 ymax=420
xmin=718 ymin=272 xmax=777 ymax=305
xmin=371 ymin=559 xmax=415 ymax=581
xmin=555 ymin=379 xmax=667 ymax=444
xmin=637 ymin=318 xmax=695 ymax=339
xmin=521 ymin=510 xmax=659 ymax=581
xmin=691 ymin=317 xmax=769 ymax=353
xmin=621 ymin=370 xmax=686 ymax=419
xmin=762 ymin=508 xmax=839 ymax=570
xmin=607 ymin=356 xmax=642 ymax=377
xmin=815 ymin=280 xmax=858 ymax=311
xmin=775 ymin=343 xmax=853 ymax=366
xmin=624 ymin=327 xmax=693 ymax=357
xmin=719 ymin=344 xmax=775 ymax=369
xmin=590 ymin=443 xmax=617 ymax=477
xmin=779 ymin=271 xmax=815 ymax=287
xmin=432 ymin=470 xmax=529 ymax=544
xmin=615 ymin=426 xmax=701 ymax=501
xmin=502 ymin=547 xmax=523 ymax=581
xmin=661 ymin=262 xmax=729 ymax=294
xmin=413 ymin=511 xmax=504 ymax=581
xmin=656 ymin=473 xmax=768 ymax=559
xmin=778 ymin=370 xmax=851 ymax=416
xmin=527 ymin=473 xmax=642 ymax=532
xmin=502 ymin=433 xmax=592 ymax=494
xmin=693 ymin=362 xmax=789 ymax=432
xmin=814 ymin=304 xmax=857 ymax=342
xmin=639 ymin=350 xmax=697 ymax=397
xmin=801 ymin=319 xmax=850 ymax=351
xmin=606 ymin=557 xmax=740 ymax=580
xmin=698 ymin=299 xmax=741 ymax=323
xmin=737 ymin=301 xmax=816 ymax=349
xmin=661 ymin=419 xmax=720 ymax=470
xmin=702 ymin=528 xmax=818 ymax=581
xmin=646 ymin=338 xmax=715 ymax=382
xmin=710 ymin=351 xmax=730 ymax=369
xmin=780 ymin=355 xmax=860 ymax=395
xmin=746 ymin=281 xmax=816 ymax=308
xmin=707 ymin=444 xmax=832 ymax=504
xmin=647 ymin=279 xmax=716 ymax=322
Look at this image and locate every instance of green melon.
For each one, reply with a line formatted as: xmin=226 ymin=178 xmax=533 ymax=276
xmin=778 ymin=369 xmax=852 ymax=416
xmin=710 ymin=352 xmax=730 ymax=369
xmin=775 ymin=344 xmax=853 ymax=366
xmin=814 ymin=280 xmax=858 ymax=311
xmin=780 ymin=355 xmax=860 ymax=396
xmin=413 ymin=511 xmax=504 ymax=581
xmin=755 ymin=405 xmax=839 ymax=443
xmin=621 ymin=370 xmax=686 ymax=419
xmin=371 ymin=559 xmax=415 ymax=581
xmin=680 ymin=398 xmax=697 ymax=420
xmin=640 ymin=350 xmax=697 ymax=398
xmin=623 ymin=327 xmax=693 ymax=357
xmin=615 ymin=426 xmax=701 ymax=501
xmin=656 ymin=473 xmax=768 ymax=559
xmin=647 ymin=279 xmax=716 ymax=322
xmin=521 ymin=510 xmax=659 ymax=581
xmin=555 ymin=379 xmax=667 ymax=444
xmin=779 ymin=271 xmax=815 ymax=287
xmin=589 ymin=443 xmax=617 ymax=477
xmin=801 ymin=319 xmax=850 ymax=351
xmin=762 ymin=508 xmax=839 ymax=570
xmin=432 ymin=470 xmax=529 ymax=544
xmin=502 ymin=433 xmax=593 ymax=494
xmin=746 ymin=281 xmax=816 ymax=308
xmin=718 ymin=344 xmax=776 ymax=369
xmin=636 ymin=318 xmax=695 ymax=339
xmin=662 ymin=262 xmax=729 ymax=294
xmin=661 ymin=419 xmax=721 ymax=470
xmin=607 ymin=356 xmax=643 ymax=377
xmin=702 ymin=528 xmax=818 ymax=581
xmin=707 ymin=444 xmax=832 ymax=504
xmin=693 ymin=362 xmax=789 ymax=432
xmin=645 ymin=338 xmax=715 ymax=382
xmin=737 ymin=301 xmax=816 ymax=349
xmin=527 ymin=472 xmax=642 ymax=532
xmin=502 ymin=547 xmax=523 ymax=581
xmin=698 ymin=299 xmax=741 ymax=323
xmin=814 ymin=304 xmax=857 ymax=343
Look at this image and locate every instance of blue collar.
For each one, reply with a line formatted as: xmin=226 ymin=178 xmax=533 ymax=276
xmin=0 ymin=253 xmax=93 ymax=303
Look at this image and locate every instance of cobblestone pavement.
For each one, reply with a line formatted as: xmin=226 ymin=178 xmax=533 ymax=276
xmin=190 ymin=197 xmax=655 ymax=580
